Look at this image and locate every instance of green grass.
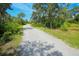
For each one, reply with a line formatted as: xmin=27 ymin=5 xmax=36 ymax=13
xmin=35 ymin=27 xmax=79 ymax=48
xmin=0 ymin=34 xmax=22 ymax=55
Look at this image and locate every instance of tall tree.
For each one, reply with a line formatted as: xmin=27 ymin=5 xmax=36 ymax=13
xmin=17 ymin=12 xmax=25 ymax=18
xmin=0 ymin=3 xmax=11 ymax=35
xmin=17 ymin=12 xmax=26 ymax=25
xmin=32 ymin=3 xmax=60 ymax=28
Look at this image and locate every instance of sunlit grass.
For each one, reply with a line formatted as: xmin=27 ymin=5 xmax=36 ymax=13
xmin=0 ymin=34 xmax=22 ymax=55
xmin=36 ymin=27 xmax=79 ymax=48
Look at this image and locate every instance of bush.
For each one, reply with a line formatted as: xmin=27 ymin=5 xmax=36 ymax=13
xmin=0 ymin=31 xmax=13 ymax=45
xmin=4 ymin=22 xmax=22 ymax=34
xmin=32 ymin=23 xmax=44 ymax=27
xmin=0 ymin=22 xmax=22 ymax=45
xmin=60 ymin=22 xmax=70 ymax=31
xmin=0 ymin=24 xmax=6 ymax=37
xmin=46 ymin=18 xmax=64 ymax=29
xmin=74 ymin=14 xmax=79 ymax=22
xmin=52 ymin=19 xmax=63 ymax=28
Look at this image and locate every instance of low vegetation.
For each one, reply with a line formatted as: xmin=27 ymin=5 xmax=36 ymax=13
xmin=37 ymin=27 xmax=79 ymax=48
xmin=0 ymin=34 xmax=22 ymax=55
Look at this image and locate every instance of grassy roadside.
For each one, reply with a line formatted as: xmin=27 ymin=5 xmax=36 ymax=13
xmin=33 ymin=26 xmax=79 ymax=48
xmin=0 ymin=34 xmax=22 ymax=55
xmin=0 ymin=23 xmax=23 ymax=55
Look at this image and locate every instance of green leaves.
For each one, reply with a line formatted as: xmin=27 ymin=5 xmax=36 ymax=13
xmin=74 ymin=14 xmax=79 ymax=22
xmin=4 ymin=22 xmax=21 ymax=33
xmin=0 ymin=4 xmax=11 ymax=15
xmin=32 ymin=3 xmax=65 ymax=28
xmin=0 ymin=4 xmax=24 ymax=45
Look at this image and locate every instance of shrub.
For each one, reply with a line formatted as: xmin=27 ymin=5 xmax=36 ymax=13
xmin=0 ymin=23 xmax=6 ymax=37
xmin=4 ymin=22 xmax=22 ymax=34
xmin=0 ymin=22 xmax=22 ymax=45
xmin=0 ymin=31 xmax=13 ymax=45
xmin=52 ymin=19 xmax=63 ymax=28
xmin=74 ymin=14 xmax=79 ymax=22
xmin=60 ymin=22 xmax=70 ymax=31
xmin=32 ymin=23 xmax=44 ymax=27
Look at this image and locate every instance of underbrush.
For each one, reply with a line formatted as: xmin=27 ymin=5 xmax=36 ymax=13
xmin=68 ymin=23 xmax=79 ymax=31
xmin=31 ymin=23 xmax=44 ymax=27
xmin=60 ymin=22 xmax=70 ymax=31
xmin=0 ymin=33 xmax=22 ymax=56
xmin=0 ymin=22 xmax=23 ymax=55
xmin=0 ymin=22 xmax=23 ymax=45
xmin=60 ymin=22 xmax=79 ymax=31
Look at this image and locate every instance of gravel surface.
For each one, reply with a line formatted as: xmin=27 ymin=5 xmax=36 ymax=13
xmin=16 ymin=24 xmax=79 ymax=56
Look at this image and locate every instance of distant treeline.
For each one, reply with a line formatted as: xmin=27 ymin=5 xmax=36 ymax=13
xmin=31 ymin=3 xmax=79 ymax=30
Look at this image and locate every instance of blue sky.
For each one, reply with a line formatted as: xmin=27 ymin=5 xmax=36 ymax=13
xmin=6 ymin=3 xmax=79 ymax=20
xmin=6 ymin=3 xmax=33 ymax=20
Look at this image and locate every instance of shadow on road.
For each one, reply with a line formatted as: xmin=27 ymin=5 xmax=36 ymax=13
xmin=23 ymin=27 xmax=33 ymax=30
xmin=16 ymin=41 xmax=63 ymax=56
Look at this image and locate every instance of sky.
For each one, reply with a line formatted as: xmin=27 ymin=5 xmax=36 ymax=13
xmin=6 ymin=3 xmax=79 ymax=20
xmin=6 ymin=3 xmax=33 ymax=20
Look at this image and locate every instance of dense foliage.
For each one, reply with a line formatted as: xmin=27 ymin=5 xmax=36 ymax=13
xmin=0 ymin=4 xmax=27 ymax=45
xmin=31 ymin=3 xmax=79 ymax=30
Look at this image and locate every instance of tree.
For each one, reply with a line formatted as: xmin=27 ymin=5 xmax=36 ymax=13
xmin=17 ymin=12 xmax=26 ymax=25
xmin=32 ymin=3 xmax=61 ymax=28
xmin=74 ymin=14 xmax=79 ymax=22
xmin=0 ymin=3 xmax=11 ymax=36
xmin=31 ymin=3 xmax=73 ymax=28
xmin=17 ymin=12 xmax=25 ymax=18
xmin=0 ymin=4 xmax=11 ymax=15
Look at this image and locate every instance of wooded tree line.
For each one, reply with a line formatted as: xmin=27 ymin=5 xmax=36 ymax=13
xmin=31 ymin=3 xmax=79 ymax=29
xmin=0 ymin=3 xmax=27 ymax=45
xmin=0 ymin=3 xmax=79 ymax=45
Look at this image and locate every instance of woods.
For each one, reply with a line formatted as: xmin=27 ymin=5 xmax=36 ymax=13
xmin=31 ymin=3 xmax=79 ymax=30
xmin=0 ymin=4 xmax=27 ymax=47
xmin=31 ymin=3 xmax=79 ymax=48
xmin=0 ymin=3 xmax=79 ymax=55
xmin=0 ymin=3 xmax=79 ymax=49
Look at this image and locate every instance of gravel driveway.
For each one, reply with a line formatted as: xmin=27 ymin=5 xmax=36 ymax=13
xmin=16 ymin=24 xmax=79 ymax=56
